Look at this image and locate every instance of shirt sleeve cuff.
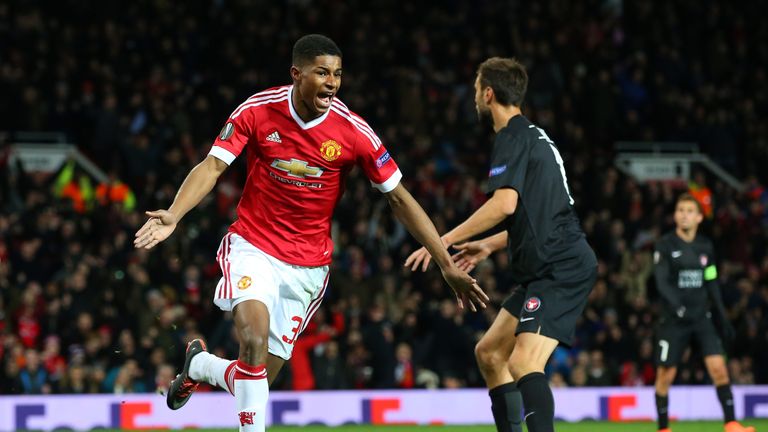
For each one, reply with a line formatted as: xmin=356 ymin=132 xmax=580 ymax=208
xmin=208 ymin=146 xmax=237 ymax=165
xmin=371 ymin=168 xmax=403 ymax=193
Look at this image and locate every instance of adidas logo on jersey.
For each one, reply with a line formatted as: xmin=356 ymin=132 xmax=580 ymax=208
xmin=266 ymin=131 xmax=282 ymax=143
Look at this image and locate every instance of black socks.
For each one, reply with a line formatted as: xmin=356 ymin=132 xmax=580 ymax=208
xmin=517 ymin=372 xmax=554 ymax=432
xmin=489 ymin=382 xmax=523 ymax=432
xmin=656 ymin=393 xmax=669 ymax=430
xmin=716 ymin=384 xmax=736 ymax=423
xmin=657 ymin=384 xmax=735 ymax=430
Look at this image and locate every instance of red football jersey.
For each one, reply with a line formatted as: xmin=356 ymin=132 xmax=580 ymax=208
xmin=209 ymin=85 xmax=402 ymax=266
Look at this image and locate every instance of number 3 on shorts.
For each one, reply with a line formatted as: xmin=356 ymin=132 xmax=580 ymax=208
xmin=659 ymin=339 xmax=670 ymax=362
xmin=282 ymin=316 xmax=303 ymax=345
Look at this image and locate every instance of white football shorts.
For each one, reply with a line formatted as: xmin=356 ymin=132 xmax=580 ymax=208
xmin=213 ymin=232 xmax=329 ymax=360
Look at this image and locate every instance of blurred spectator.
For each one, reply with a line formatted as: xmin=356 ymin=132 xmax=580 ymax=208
xmin=290 ymin=308 xmax=344 ymax=391
xmin=59 ymin=365 xmax=90 ymax=394
xmin=313 ymin=341 xmax=348 ymax=390
xmin=550 ymin=372 xmax=568 ymax=388
xmin=41 ymin=335 xmax=66 ymax=386
xmin=95 ymin=171 xmax=136 ymax=213
xmin=17 ymin=349 xmax=50 ymax=394
xmin=689 ymin=172 xmax=714 ymax=219
xmin=105 ymin=359 xmax=146 ymax=394
xmin=345 ymin=330 xmax=371 ymax=389
xmin=586 ymin=351 xmax=613 ymax=387
xmin=155 ymin=363 xmax=175 ymax=393
xmin=394 ymin=342 xmax=415 ymax=389
xmin=570 ymin=366 xmax=588 ymax=387
xmin=53 ymin=161 xmax=94 ymax=214
xmin=442 ymin=374 xmax=465 ymax=389
xmin=362 ymin=304 xmax=397 ymax=389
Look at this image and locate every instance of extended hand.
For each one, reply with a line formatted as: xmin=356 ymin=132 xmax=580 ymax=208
xmin=451 ymin=240 xmax=493 ymax=272
xmin=404 ymin=238 xmax=450 ymax=272
xmin=134 ymin=210 xmax=178 ymax=249
xmin=441 ymin=266 xmax=489 ymax=312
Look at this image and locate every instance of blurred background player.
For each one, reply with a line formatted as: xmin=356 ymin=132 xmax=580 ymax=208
xmin=406 ymin=57 xmax=597 ymax=432
xmin=653 ymin=193 xmax=754 ymax=432
xmin=133 ymin=34 xmax=487 ymax=432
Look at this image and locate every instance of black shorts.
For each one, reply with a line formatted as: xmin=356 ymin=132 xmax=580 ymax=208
xmin=655 ymin=314 xmax=724 ymax=366
xmin=501 ymin=249 xmax=597 ymax=347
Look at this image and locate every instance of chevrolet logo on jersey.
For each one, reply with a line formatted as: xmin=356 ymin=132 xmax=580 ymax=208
xmin=271 ymin=158 xmax=324 ymax=178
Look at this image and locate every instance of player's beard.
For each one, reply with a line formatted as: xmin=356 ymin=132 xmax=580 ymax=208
xmin=477 ymin=106 xmax=494 ymax=130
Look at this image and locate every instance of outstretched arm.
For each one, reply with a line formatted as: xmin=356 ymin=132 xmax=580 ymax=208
xmin=443 ymin=188 xmax=518 ymax=245
xmin=405 ymin=188 xmax=518 ymax=271
xmin=452 ymin=231 xmax=508 ymax=272
xmin=134 ymin=155 xmax=228 ymax=249
xmin=384 ymin=183 xmax=489 ymax=311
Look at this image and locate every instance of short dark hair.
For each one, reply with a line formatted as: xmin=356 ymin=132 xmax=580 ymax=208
xmin=477 ymin=57 xmax=528 ymax=107
xmin=676 ymin=193 xmax=703 ymax=213
xmin=292 ymin=34 xmax=342 ymax=66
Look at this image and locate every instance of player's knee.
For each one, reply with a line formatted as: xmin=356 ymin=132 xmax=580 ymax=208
xmin=709 ymin=364 xmax=729 ymax=384
xmin=655 ymin=377 xmax=671 ymax=392
xmin=238 ymin=324 xmax=268 ymax=359
xmin=655 ymin=367 xmax=676 ymax=388
xmin=474 ymin=340 xmax=504 ymax=371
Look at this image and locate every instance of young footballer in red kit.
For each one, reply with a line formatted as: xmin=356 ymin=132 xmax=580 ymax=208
xmin=134 ymin=34 xmax=487 ymax=431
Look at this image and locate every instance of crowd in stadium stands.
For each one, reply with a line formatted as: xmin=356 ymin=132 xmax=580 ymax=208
xmin=1 ymin=0 xmax=767 ymax=394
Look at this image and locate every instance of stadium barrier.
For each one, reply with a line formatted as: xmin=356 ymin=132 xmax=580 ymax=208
xmin=1 ymin=386 xmax=766 ymax=430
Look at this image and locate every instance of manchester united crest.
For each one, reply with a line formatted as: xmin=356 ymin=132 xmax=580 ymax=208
xmin=320 ymin=140 xmax=342 ymax=162
xmin=238 ymin=276 xmax=252 ymax=290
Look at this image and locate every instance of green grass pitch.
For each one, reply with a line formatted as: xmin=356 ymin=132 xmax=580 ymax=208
xmin=97 ymin=420 xmax=768 ymax=431
xmin=264 ymin=421 xmax=766 ymax=431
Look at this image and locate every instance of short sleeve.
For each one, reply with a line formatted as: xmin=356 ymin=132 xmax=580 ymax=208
xmin=352 ymin=117 xmax=402 ymax=193
xmin=706 ymin=239 xmax=717 ymax=263
xmin=704 ymin=239 xmax=718 ymax=281
xmin=208 ymin=106 xmax=257 ymax=165
xmin=653 ymin=239 xmax=674 ymax=285
xmin=653 ymin=240 xmax=667 ymax=265
xmin=487 ymin=135 xmax=527 ymax=195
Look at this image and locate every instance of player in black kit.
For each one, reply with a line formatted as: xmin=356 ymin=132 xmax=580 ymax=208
xmin=406 ymin=57 xmax=597 ymax=432
xmin=653 ymin=193 xmax=754 ymax=432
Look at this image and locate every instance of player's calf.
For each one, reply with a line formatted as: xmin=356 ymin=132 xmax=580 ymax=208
xmin=476 ymin=340 xmax=523 ymax=432
xmin=507 ymin=334 xmax=559 ymax=432
xmin=232 ymin=299 xmax=271 ymax=431
xmin=654 ymin=366 xmax=677 ymax=395
xmin=233 ymin=299 xmax=271 ymax=365
xmin=654 ymin=367 xmax=677 ymax=431
xmin=475 ymin=310 xmax=523 ymax=432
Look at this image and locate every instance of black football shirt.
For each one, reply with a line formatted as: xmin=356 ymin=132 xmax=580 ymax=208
xmin=486 ymin=115 xmax=589 ymax=283
xmin=653 ymin=232 xmax=719 ymax=320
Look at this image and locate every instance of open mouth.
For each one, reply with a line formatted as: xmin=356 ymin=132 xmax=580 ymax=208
xmin=316 ymin=91 xmax=334 ymax=109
